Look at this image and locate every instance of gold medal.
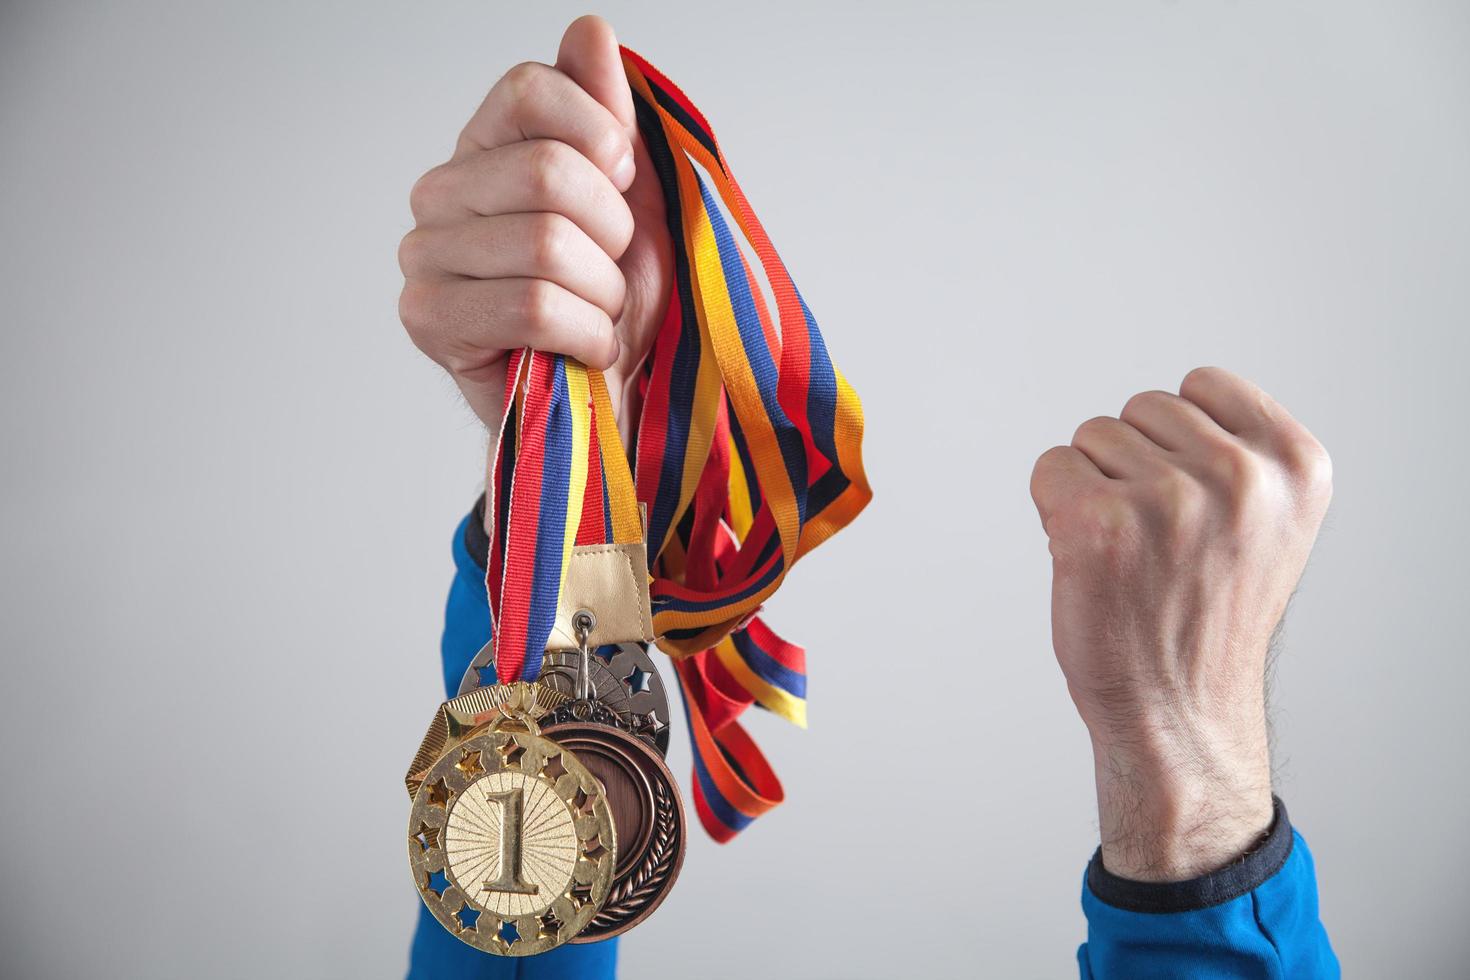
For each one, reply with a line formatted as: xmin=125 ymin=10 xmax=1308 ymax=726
xmin=408 ymin=540 xmax=674 ymax=952
xmin=406 ymin=686 xmax=618 ymax=955
xmin=404 ymin=681 xmax=570 ymax=798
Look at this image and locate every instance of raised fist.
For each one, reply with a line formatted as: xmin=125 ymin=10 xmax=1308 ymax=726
xmin=1031 ymin=366 xmax=1332 ymax=880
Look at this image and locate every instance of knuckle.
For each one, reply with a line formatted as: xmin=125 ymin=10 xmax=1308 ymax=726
xmin=1180 ymin=365 xmax=1225 ymax=392
xmin=527 ymin=213 xmax=570 ymax=269
xmin=1303 ymin=445 xmax=1333 ymax=491
xmin=1209 ymin=440 xmax=1270 ymax=496
xmin=397 ymin=229 xmax=429 ymax=275
xmin=516 ymin=279 xmax=559 ymax=331
xmin=1030 ymin=446 xmax=1069 ymax=490
xmin=525 ymin=140 xmax=573 ymax=198
xmin=1121 ymin=389 xmax=1170 ymax=421
xmin=605 ymin=199 xmax=636 ymax=257
xmin=1052 ymin=491 xmax=1136 ymax=565
xmin=1282 ymin=430 xmax=1334 ymax=495
xmin=397 ymin=281 xmax=438 ymax=341
xmin=1144 ymin=469 xmax=1207 ymax=535
xmin=1150 ymin=467 xmax=1199 ymax=507
xmin=1071 ymin=415 xmax=1115 ymax=446
xmin=408 ymin=164 xmax=450 ymax=216
xmin=502 ymin=61 xmax=546 ymax=100
xmin=590 ymin=126 xmax=631 ymax=172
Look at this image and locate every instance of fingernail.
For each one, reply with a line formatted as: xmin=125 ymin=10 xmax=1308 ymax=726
xmin=612 ymin=149 xmax=635 ymax=190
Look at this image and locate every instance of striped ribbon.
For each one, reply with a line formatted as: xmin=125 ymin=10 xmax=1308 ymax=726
xmin=486 ymin=351 xmax=642 ymax=685
xmin=484 ymin=47 xmax=870 ymax=843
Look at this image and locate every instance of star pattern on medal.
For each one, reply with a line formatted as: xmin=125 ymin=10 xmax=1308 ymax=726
xmin=535 ymin=908 xmax=563 ymax=942
xmin=566 ymin=881 xmax=594 ymax=913
xmin=495 ymin=737 xmax=525 ymax=769
xmin=624 ymin=665 xmax=652 ymax=694
xmin=424 ymin=868 xmax=451 ymax=898
xmin=629 ymin=709 xmax=665 ymax=740
xmin=454 ymin=904 xmax=481 ymax=932
xmin=413 ymin=821 xmax=440 ymax=851
xmin=540 ymin=752 xmax=567 ymax=782
xmin=425 ymin=778 xmax=452 ymax=808
xmin=497 ymin=918 xmax=521 ymax=946
xmin=582 ymin=834 xmax=609 ymax=863
xmin=592 ymin=644 xmax=617 ymax=664
xmin=455 ymin=749 xmax=484 ymax=775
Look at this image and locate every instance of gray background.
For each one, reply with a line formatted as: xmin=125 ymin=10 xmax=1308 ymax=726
xmin=2 ymin=1 xmax=1466 ymax=977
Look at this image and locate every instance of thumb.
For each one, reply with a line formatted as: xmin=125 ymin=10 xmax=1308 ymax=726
xmin=555 ymin=15 xmax=636 ymax=137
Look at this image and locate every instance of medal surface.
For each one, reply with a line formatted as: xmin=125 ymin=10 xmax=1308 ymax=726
xmin=543 ymin=719 xmax=686 ymax=941
xmin=461 ymin=638 xmax=672 ymax=754
xmin=537 ymin=643 xmax=671 ymax=754
xmin=405 ymin=681 xmax=569 ymax=798
xmin=407 ymin=706 xmax=618 ymax=956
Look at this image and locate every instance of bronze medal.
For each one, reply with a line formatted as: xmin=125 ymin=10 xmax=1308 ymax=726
xmin=543 ymin=719 xmax=686 ymax=940
xmin=543 ymin=613 xmax=686 ymax=940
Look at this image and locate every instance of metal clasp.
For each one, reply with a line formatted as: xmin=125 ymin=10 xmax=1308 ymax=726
xmin=571 ymin=609 xmax=596 ymax=701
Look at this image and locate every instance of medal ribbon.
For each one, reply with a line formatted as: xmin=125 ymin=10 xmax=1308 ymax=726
xmin=486 ymin=350 xmax=642 ymax=684
xmin=484 ymin=48 xmax=871 ymax=842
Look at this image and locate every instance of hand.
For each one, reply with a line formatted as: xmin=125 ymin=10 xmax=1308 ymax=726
xmin=397 ymin=15 xmax=672 ymax=443
xmin=1030 ymin=367 xmax=1333 ymax=881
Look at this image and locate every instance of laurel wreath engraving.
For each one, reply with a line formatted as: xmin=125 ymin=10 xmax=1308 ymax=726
xmin=590 ymin=778 xmax=679 ymax=929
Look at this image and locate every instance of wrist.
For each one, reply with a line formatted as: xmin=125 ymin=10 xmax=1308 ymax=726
xmin=1089 ymin=715 xmax=1273 ymax=882
xmin=1086 ymin=795 xmax=1295 ymax=914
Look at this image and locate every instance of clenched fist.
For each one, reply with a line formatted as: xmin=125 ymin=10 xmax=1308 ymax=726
xmin=398 ymin=15 xmax=672 ymax=441
xmin=1031 ymin=367 xmax=1332 ymax=881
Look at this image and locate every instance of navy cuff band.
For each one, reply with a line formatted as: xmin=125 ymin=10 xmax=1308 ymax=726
xmin=464 ymin=494 xmax=489 ymax=573
xmin=1086 ymin=795 xmax=1295 ymax=914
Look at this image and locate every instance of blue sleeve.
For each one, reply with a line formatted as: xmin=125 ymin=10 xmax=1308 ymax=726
xmin=1078 ymin=798 xmax=1338 ymax=979
xmin=407 ymin=510 xmax=620 ymax=980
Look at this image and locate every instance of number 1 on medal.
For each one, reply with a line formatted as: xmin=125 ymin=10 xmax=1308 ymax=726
xmin=483 ymin=788 xmax=538 ymax=895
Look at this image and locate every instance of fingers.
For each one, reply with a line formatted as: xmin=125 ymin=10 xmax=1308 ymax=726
xmin=1178 ymin=366 xmax=1282 ymax=437
xmin=1070 ymin=416 xmax=1168 ymax=479
xmin=556 ymin=15 xmax=636 ymax=135
xmin=410 ymin=139 xmax=636 ymax=257
xmin=401 ymin=17 xmax=654 ymax=435
xmin=455 ymin=61 xmax=635 ymax=191
xmin=400 ymin=277 xmax=621 ymax=375
xmin=399 ymin=213 xmax=626 ymax=318
xmin=1031 ymin=446 xmax=1106 ymax=528
xmin=1120 ymin=389 xmax=1227 ymax=452
xmin=1178 ymin=366 xmax=1330 ymax=490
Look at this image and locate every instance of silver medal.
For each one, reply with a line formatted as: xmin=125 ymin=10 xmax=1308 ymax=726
xmin=459 ymin=637 xmax=671 ymax=755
